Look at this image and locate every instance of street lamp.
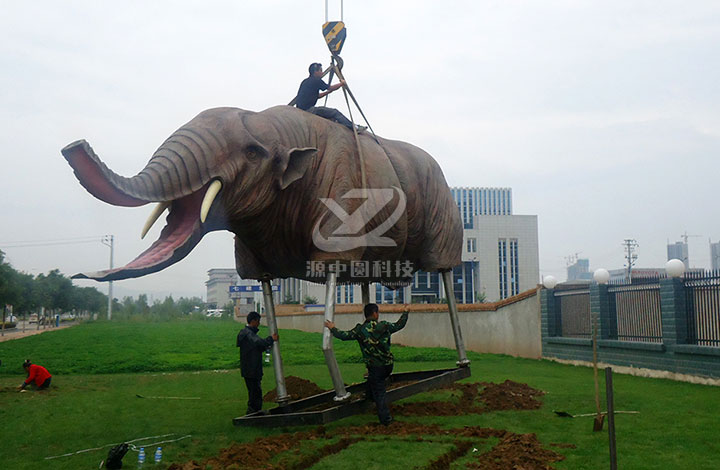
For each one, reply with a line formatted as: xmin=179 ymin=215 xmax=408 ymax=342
xmin=666 ymin=259 xmax=685 ymax=278
xmin=593 ymin=268 xmax=610 ymax=285
xmin=542 ymin=275 xmax=558 ymax=289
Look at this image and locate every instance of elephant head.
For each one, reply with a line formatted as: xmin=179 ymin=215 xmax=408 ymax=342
xmin=62 ymin=107 xmax=317 ymax=281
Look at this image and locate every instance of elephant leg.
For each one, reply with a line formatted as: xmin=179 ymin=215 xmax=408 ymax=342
xmin=323 ymin=272 xmax=351 ymax=401
xmin=262 ymin=280 xmax=290 ymax=404
xmin=440 ymin=270 xmax=470 ymax=367
xmin=361 ymin=281 xmax=370 ymax=306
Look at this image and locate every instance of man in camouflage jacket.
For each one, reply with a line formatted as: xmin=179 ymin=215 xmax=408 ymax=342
xmin=325 ymin=303 xmax=409 ymax=425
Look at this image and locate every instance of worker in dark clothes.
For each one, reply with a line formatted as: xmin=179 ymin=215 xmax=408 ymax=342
xmin=295 ymin=62 xmax=365 ymax=132
xmin=18 ymin=360 xmax=52 ymax=391
xmin=325 ymin=303 xmax=409 ymax=425
xmin=236 ymin=311 xmax=278 ymax=414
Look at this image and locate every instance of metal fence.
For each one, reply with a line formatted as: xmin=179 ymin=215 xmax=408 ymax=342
xmin=684 ymin=270 xmax=720 ymax=347
xmin=554 ymin=286 xmax=591 ymax=338
xmin=608 ymin=281 xmax=663 ymax=343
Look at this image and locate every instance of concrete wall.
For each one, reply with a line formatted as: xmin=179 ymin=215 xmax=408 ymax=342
xmin=275 ymin=289 xmax=541 ymax=358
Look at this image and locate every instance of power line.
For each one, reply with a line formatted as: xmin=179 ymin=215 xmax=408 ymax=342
xmin=0 ymin=236 xmax=109 ymax=249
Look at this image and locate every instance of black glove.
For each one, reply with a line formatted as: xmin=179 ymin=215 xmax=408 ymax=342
xmin=105 ymin=443 xmax=129 ymax=469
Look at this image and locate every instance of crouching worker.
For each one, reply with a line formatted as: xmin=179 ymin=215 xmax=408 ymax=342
xmin=18 ymin=359 xmax=52 ymax=391
xmin=236 ymin=311 xmax=278 ymax=415
xmin=324 ymin=303 xmax=409 ymax=425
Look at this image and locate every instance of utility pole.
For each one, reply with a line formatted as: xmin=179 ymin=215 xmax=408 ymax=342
xmin=622 ymin=239 xmax=638 ymax=282
xmin=101 ymin=235 xmax=114 ymax=320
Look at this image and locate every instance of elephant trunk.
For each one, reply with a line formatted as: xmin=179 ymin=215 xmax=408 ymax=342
xmin=61 ymin=125 xmax=226 ymax=206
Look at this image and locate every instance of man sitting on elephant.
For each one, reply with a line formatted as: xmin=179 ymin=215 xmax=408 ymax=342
xmin=294 ymin=62 xmax=365 ymax=132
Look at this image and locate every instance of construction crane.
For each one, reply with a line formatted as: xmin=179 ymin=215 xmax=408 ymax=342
xmin=680 ymin=231 xmax=702 ymax=244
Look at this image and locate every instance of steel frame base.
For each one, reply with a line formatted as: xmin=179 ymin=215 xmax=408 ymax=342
xmin=233 ymin=366 xmax=471 ymax=427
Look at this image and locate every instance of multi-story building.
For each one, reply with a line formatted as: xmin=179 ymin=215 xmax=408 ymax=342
xmin=450 ymin=187 xmax=512 ymax=228
xmin=462 ymin=214 xmax=538 ymax=301
xmin=205 ymin=268 xmax=239 ymax=308
xmin=207 ymin=269 xmax=279 ymax=311
xmin=567 ymin=258 xmax=592 ymax=281
xmin=667 ymin=241 xmax=689 ymax=269
xmin=710 ymin=240 xmax=720 ymax=271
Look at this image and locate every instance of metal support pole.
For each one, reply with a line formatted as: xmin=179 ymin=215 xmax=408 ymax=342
xmin=262 ymin=280 xmax=289 ymax=404
xmin=323 ymin=272 xmax=351 ymax=401
xmin=361 ymin=282 xmax=370 ymax=306
xmin=102 ymin=235 xmax=114 ymax=320
xmin=441 ymin=270 xmax=470 ymax=366
xmin=605 ymin=367 xmax=618 ymax=470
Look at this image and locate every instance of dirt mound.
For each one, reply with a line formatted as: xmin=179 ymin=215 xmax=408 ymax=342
xmin=466 ymin=432 xmax=565 ymax=470
xmin=392 ymin=380 xmax=544 ymax=417
xmin=263 ymin=376 xmax=326 ymax=402
xmin=167 ymin=422 xmax=567 ymax=470
xmin=479 ymin=379 xmax=545 ymax=411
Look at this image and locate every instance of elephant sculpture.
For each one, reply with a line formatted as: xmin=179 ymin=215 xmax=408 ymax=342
xmin=62 ymin=105 xmax=468 ymax=404
xmin=62 ymin=106 xmax=462 ymax=282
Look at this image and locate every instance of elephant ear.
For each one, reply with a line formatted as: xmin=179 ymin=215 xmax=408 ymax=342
xmin=275 ymin=147 xmax=317 ymax=190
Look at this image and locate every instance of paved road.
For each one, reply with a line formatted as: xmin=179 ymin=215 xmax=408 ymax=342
xmin=0 ymin=321 xmax=77 ymax=342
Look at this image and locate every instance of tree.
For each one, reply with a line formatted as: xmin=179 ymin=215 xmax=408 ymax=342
xmin=302 ymin=296 xmax=319 ymax=305
xmin=0 ymin=250 xmax=22 ymax=308
xmin=35 ymin=269 xmax=73 ymax=311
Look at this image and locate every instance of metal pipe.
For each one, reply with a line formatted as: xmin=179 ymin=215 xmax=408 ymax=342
xmin=361 ymin=282 xmax=370 ymax=306
xmin=322 ymin=272 xmax=351 ymax=400
xmin=441 ymin=270 xmax=470 ymax=366
xmin=605 ymin=367 xmax=618 ymax=470
xmin=262 ymin=280 xmax=289 ymax=404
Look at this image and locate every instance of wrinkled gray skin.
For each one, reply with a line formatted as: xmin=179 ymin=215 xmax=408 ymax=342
xmin=62 ymin=106 xmax=462 ymax=284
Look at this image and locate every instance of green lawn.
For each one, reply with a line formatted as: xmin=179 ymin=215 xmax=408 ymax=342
xmin=0 ymin=319 xmax=718 ymax=469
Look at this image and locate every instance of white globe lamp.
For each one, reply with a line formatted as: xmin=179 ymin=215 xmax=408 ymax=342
xmin=666 ymin=259 xmax=685 ymax=278
xmin=542 ymin=275 xmax=558 ymax=289
xmin=593 ymin=268 xmax=610 ymax=285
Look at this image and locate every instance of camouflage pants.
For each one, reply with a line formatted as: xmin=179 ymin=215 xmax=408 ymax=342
xmin=366 ymin=364 xmax=393 ymax=424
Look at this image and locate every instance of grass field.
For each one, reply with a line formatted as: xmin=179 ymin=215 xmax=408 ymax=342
xmin=0 ymin=319 xmax=719 ymax=469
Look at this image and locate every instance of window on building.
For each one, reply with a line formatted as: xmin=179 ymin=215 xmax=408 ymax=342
xmin=466 ymin=237 xmax=477 ymax=253
xmin=498 ymin=238 xmax=508 ymax=299
xmin=510 ymin=239 xmax=519 ymax=296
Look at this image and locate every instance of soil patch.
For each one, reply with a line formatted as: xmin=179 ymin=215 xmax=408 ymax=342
xmin=466 ymin=432 xmax=565 ymax=470
xmin=263 ymin=376 xmax=326 ymax=402
xmin=167 ymin=422 xmax=567 ymax=470
xmin=392 ymin=380 xmax=545 ymax=417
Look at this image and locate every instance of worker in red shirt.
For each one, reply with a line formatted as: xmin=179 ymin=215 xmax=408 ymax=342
xmin=17 ymin=360 xmax=52 ymax=391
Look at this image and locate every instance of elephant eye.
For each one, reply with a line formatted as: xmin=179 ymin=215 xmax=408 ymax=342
xmin=245 ymin=145 xmax=267 ymax=162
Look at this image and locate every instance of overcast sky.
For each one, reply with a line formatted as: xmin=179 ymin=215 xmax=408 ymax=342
xmin=1 ymin=1 xmax=719 ymax=300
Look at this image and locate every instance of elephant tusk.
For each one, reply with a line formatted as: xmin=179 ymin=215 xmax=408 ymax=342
xmin=200 ymin=180 xmax=222 ymax=223
xmin=141 ymin=202 xmax=170 ymax=239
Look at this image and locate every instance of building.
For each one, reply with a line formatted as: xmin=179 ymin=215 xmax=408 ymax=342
xmin=567 ymin=258 xmax=592 ymax=281
xmin=711 ymin=240 xmax=720 ymax=271
xmin=463 ymin=214 xmax=538 ymax=301
xmin=450 ymin=187 xmax=512 ymax=228
xmin=205 ymin=268 xmax=239 ymax=308
xmin=667 ymin=241 xmax=689 ymax=269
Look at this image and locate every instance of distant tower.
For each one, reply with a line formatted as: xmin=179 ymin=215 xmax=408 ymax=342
xmin=667 ymin=241 xmax=689 ymax=270
xmin=567 ymin=258 xmax=591 ymax=281
xmin=711 ymin=240 xmax=720 ymax=271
